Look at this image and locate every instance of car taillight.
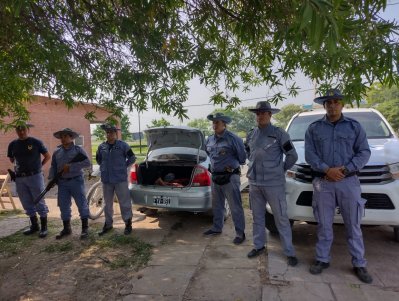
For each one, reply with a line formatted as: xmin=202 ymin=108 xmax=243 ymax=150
xmin=192 ymin=165 xmax=211 ymax=186
xmin=130 ymin=163 xmax=138 ymax=184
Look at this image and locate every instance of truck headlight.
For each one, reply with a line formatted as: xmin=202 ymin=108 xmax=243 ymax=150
xmin=389 ymin=162 xmax=399 ymax=179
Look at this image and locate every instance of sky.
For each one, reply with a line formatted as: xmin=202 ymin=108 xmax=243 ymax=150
xmin=125 ymin=3 xmax=399 ymax=133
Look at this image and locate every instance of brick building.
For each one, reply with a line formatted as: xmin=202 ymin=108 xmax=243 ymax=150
xmin=0 ymin=95 xmax=113 ymax=175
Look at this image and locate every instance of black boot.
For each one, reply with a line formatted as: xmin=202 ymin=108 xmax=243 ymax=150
xmin=23 ymin=215 xmax=39 ymax=235
xmin=80 ymin=218 xmax=89 ymax=239
xmin=124 ymin=218 xmax=132 ymax=235
xmin=98 ymin=223 xmax=113 ymax=236
xmin=39 ymin=216 xmax=48 ymax=238
xmin=56 ymin=220 xmax=72 ymax=240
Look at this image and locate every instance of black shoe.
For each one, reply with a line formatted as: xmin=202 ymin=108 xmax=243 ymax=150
xmin=287 ymin=256 xmax=298 ymax=267
xmin=124 ymin=218 xmax=132 ymax=235
xmin=98 ymin=224 xmax=113 ymax=236
xmin=353 ymin=267 xmax=373 ymax=284
xmin=56 ymin=220 xmax=72 ymax=240
xmin=23 ymin=215 xmax=40 ymax=235
xmin=247 ymin=247 xmax=265 ymax=258
xmin=39 ymin=217 xmax=48 ymax=238
xmin=80 ymin=218 xmax=89 ymax=240
xmin=233 ymin=233 xmax=246 ymax=245
xmin=203 ymin=229 xmax=222 ymax=236
xmin=309 ymin=261 xmax=330 ymax=274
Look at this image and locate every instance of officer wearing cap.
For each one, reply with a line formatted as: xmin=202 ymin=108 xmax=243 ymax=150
xmin=49 ymin=128 xmax=91 ymax=239
xmin=245 ymin=101 xmax=298 ymax=266
xmin=203 ymin=113 xmax=247 ymax=245
xmin=7 ymin=122 xmax=51 ymax=238
xmin=305 ymin=89 xmax=373 ymax=283
xmin=96 ymin=123 xmax=136 ymax=236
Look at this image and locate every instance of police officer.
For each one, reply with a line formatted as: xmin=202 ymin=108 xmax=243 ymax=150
xmin=96 ymin=124 xmax=136 ymax=236
xmin=203 ymin=113 xmax=246 ymax=245
xmin=305 ymin=89 xmax=372 ymax=283
xmin=246 ymin=101 xmax=298 ymax=266
xmin=50 ymin=128 xmax=91 ymax=239
xmin=7 ymin=122 xmax=51 ymax=238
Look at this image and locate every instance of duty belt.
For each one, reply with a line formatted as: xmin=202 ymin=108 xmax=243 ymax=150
xmin=212 ymin=167 xmax=241 ymax=176
xmin=16 ymin=170 xmax=41 ymax=178
xmin=60 ymin=175 xmax=82 ymax=181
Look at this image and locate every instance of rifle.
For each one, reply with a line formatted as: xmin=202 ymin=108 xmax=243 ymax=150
xmin=33 ymin=152 xmax=88 ymax=204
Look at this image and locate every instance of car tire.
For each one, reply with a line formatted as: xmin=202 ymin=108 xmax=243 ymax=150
xmin=86 ymin=180 xmax=106 ymax=220
xmin=265 ymin=210 xmax=294 ymax=234
xmin=394 ymin=226 xmax=399 ymax=242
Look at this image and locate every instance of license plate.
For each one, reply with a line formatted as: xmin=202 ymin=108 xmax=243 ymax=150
xmin=153 ymin=196 xmax=171 ymax=206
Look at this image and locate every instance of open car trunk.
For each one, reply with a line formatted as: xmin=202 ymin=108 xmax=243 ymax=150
xmin=136 ymin=162 xmax=196 ymax=187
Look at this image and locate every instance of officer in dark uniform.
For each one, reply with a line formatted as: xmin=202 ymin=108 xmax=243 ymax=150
xmin=50 ymin=128 xmax=91 ymax=239
xmin=7 ymin=122 xmax=51 ymax=238
xmin=246 ymin=101 xmax=298 ymax=266
xmin=203 ymin=113 xmax=247 ymax=245
xmin=305 ymin=89 xmax=372 ymax=283
xmin=96 ymin=124 xmax=136 ymax=236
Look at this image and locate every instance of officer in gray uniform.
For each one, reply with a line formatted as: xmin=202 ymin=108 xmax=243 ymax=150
xmin=305 ymin=89 xmax=372 ymax=283
xmin=96 ymin=124 xmax=136 ymax=236
xmin=203 ymin=113 xmax=247 ymax=244
xmin=246 ymin=101 xmax=298 ymax=266
xmin=50 ymin=128 xmax=91 ymax=239
xmin=7 ymin=122 xmax=51 ymax=238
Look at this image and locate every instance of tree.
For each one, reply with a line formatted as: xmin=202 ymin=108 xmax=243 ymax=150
xmin=187 ymin=118 xmax=212 ymax=136
xmin=148 ymin=118 xmax=171 ymax=128
xmin=1 ymin=1 xmax=398 ymax=128
xmin=273 ymin=104 xmax=304 ymax=129
xmin=120 ymin=113 xmax=131 ymax=141
xmin=92 ymin=125 xmax=105 ymax=141
xmin=365 ymin=83 xmax=399 ymax=132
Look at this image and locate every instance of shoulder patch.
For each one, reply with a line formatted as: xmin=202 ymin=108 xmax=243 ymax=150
xmin=283 ymin=141 xmax=294 ymax=152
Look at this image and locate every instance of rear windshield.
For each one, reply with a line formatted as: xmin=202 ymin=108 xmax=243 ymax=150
xmin=287 ymin=112 xmax=393 ymax=141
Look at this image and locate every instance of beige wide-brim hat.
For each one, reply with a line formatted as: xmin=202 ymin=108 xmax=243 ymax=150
xmin=53 ymin=128 xmax=79 ymax=139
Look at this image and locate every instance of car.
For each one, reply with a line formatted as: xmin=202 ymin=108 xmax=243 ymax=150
xmin=128 ymin=126 xmax=230 ymax=218
xmin=265 ymin=108 xmax=399 ymax=241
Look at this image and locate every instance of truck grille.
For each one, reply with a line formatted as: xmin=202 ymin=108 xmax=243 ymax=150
xmin=292 ymin=164 xmax=394 ymax=184
xmin=296 ymin=191 xmax=395 ymax=209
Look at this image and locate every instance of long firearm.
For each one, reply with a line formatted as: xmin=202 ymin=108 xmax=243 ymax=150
xmin=33 ymin=152 xmax=88 ymax=204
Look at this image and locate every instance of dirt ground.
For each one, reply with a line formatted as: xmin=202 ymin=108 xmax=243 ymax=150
xmin=0 ymin=175 xmax=161 ymax=301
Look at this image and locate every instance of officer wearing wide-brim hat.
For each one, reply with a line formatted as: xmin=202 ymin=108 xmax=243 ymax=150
xmin=305 ymin=89 xmax=373 ymax=283
xmin=245 ymin=100 xmax=298 ymax=266
xmin=49 ymin=127 xmax=91 ymax=240
xmin=203 ymin=112 xmax=247 ymax=245
xmin=96 ymin=123 xmax=136 ymax=236
xmin=7 ymin=121 xmax=51 ymax=238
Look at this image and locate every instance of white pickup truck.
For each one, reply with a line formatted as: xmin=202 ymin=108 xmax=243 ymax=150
xmin=266 ymin=108 xmax=399 ymax=241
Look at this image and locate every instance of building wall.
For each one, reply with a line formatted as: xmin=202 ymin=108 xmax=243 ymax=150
xmin=0 ymin=95 xmax=112 ymax=175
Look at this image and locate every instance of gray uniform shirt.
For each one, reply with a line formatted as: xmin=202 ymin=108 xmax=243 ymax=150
xmin=246 ymin=124 xmax=298 ymax=186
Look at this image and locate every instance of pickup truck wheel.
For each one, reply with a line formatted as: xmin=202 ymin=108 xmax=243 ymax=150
xmin=265 ymin=210 xmax=294 ymax=234
xmin=394 ymin=227 xmax=399 ymax=242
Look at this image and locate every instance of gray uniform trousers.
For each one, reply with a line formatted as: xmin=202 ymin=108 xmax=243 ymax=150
xmin=103 ymin=181 xmax=133 ymax=226
xmin=211 ymin=174 xmax=245 ymax=237
xmin=312 ymin=176 xmax=367 ymax=267
xmin=250 ymin=184 xmax=295 ymax=256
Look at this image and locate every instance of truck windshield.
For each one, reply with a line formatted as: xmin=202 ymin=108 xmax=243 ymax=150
xmin=287 ymin=112 xmax=393 ymax=141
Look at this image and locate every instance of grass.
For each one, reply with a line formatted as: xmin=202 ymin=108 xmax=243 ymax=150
xmin=0 ymin=232 xmax=37 ymax=257
xmin=241 ymin=192 xmax=250 ymax=209
xmin=0 ymin=209 xmax=24 ymax=221
xmin=42 ymin=241 xmax=73 ymax=253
